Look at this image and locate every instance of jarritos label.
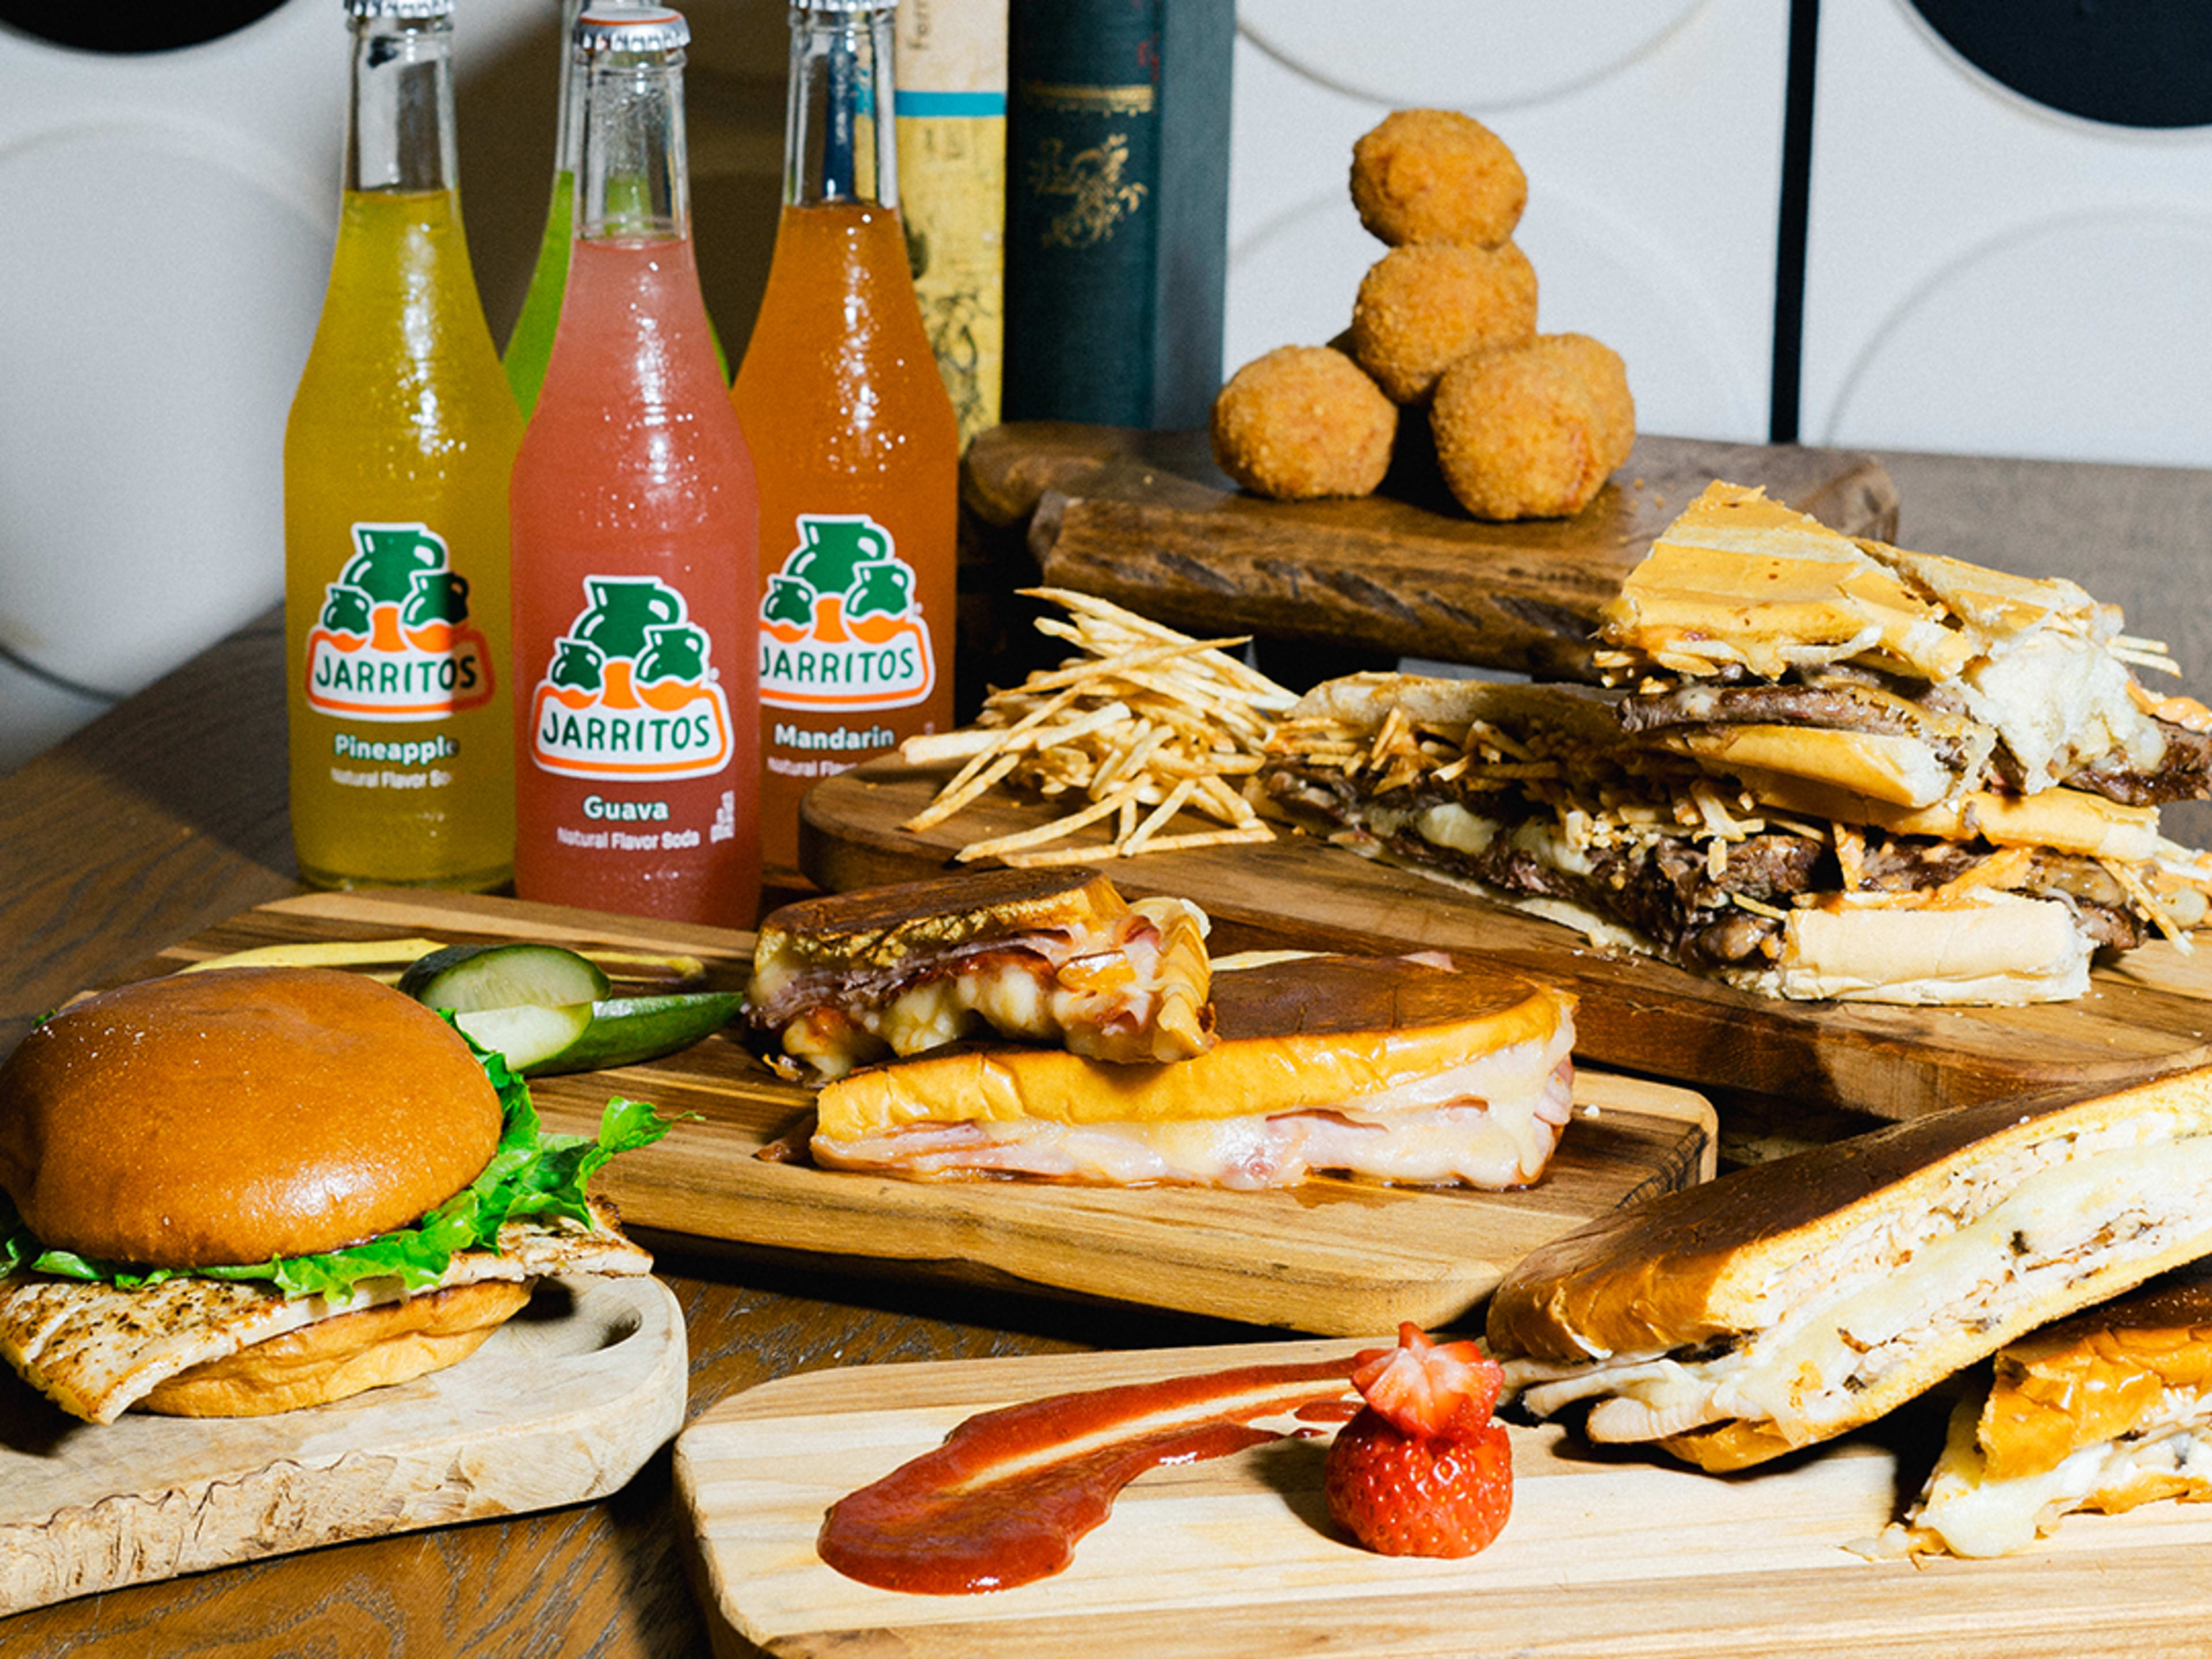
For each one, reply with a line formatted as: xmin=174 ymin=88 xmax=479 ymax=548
xmin=759 ymin=513 xmax=935 ymax=712
xmin=305 ymin=522 xmax=495 ymax=721
xmin=528 ymin=575 xmax=734 ymax=782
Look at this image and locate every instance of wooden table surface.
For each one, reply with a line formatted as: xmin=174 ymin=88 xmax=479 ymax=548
xmin=7 ymin=442 xmax=2212 ymax=1654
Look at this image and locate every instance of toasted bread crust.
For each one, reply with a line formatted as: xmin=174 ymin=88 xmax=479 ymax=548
xmin=754 ymin=868 xmax=1128 ymax=977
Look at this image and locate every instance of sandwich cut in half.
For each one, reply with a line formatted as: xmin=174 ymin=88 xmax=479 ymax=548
xmin=0 ymin=967 xmax=667 ymax=1425
xmin=808 ymin=952 xmax=1577 ymax=1190
xmin=1878 ymin=1260 xmax=2212 ymax=1558
xmin=1486 ymin=1066 xmax=2212 ymax=1473
xmin=749 ymin=866 xmax=1215 ymax=1081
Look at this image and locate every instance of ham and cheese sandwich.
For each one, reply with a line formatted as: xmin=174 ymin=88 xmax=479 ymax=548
xmin=750 ymin=866 xmax=1214 ymax=1081
xmin=1254 ymin=482 xmax=2212 ymax=1005
xmin=809 ymin=952 xmax=1576 ymax=1190
xmin=1486 ymin=1067 xmax=2212 ymax=1473
xmin=0 ymin=967 xmax=662 ymax=1424
xmin=1880 ymin=1262 xmax=2212 ymax=1558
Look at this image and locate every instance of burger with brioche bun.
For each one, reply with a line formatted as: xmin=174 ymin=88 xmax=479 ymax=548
xmin=0 ymin=966 xmax=668 ymax=1424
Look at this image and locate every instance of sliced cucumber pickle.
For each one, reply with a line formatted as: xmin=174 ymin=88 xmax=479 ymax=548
xmin=527 ymin=991 xmax=744 ymax=1075
xmin=398 ymin=942 xmax=612 ymax=1012
xmin=451 ymin=1002 xmax=597 ymax=1072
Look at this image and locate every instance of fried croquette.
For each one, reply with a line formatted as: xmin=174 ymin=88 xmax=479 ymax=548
xmin=1527 ymin=332 xmax=1635 ymax=473
xmin=1210 ymin=346 xmax=1397 ymax=501
xmin=1350 ymin=108 xmax=1527 ymax=250
xmin=1430 ymin=341 xmax=1625 ymax=521
xmin=1350 ymin=241 xmax=1538 ymax=404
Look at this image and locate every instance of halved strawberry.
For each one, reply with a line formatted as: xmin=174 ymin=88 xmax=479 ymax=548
xmin=1326 ymin=1323 xmax=1513 ymax=1558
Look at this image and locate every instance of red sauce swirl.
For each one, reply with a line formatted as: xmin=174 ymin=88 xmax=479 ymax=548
xmin=818 ymin=1354 xmax=1357 ymax=1594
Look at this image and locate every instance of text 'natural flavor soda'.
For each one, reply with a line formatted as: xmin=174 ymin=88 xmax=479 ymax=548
xmin=285 ymin=0 xmax=521 ymax=890
xmin=510 ymin=5 xmax=761 ymax=925
xmin=734 ymin=0 xmax=959 ymax=882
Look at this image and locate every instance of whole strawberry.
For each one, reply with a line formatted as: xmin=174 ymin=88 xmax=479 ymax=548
xmin=1324 ymin=1322 xmax=1513 ymax=1558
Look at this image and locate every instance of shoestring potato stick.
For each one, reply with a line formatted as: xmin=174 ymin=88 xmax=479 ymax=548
xmin=900 ymin=589 xmax=1298 ymax=866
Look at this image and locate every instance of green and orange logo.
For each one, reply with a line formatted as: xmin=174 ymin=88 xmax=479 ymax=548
xmin=529 ymin=575 xmax=733 ymax=782
xmin=305 ymin=522 xmax=495 ymax=720
xmin=759 ymin=513 xmax=935 ymax=713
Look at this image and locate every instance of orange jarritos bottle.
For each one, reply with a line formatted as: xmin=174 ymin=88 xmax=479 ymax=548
xmin=285 ymin=0 xmax=521 ymax=889
xmin=733 ymin=0 xmax=960 ymax=881
xmin=509 ymin=5 xmax=762 ymax=925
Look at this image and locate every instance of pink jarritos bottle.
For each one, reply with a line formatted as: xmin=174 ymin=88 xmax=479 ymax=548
xmin=509 ymin=3 xmax=762 ymax=924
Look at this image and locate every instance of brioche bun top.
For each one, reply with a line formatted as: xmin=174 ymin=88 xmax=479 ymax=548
xmin=0 ymin=967 xmax=502 ymax=1269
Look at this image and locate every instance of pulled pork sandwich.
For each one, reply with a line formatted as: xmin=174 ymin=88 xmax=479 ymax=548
xmin=0 ymin=967 xmax=666 ymax=1424
xmin=749 ymin=866 xmax=1215 ymax=1081
xmin=809 ymin=952 xmax=1575 ymax=1190
xmin=1253 ymin=483 xmax=2212 ymax=1003
xmin=1486 ymin=1067 xmax=2212 ymax=1473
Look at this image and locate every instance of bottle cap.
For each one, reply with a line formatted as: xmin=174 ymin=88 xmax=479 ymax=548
xmin=344 ymin=0 xmax=453 ymax=18
xmin=789 ymin=1 xmax=897 ymax=12
xmin=576 ymin=4 xmax=690 ymax=54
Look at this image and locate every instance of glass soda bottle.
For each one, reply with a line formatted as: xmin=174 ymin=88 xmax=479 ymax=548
xmin=284 ymin=0 xmax=522 ymax=891
xmin=509 ymin=3 xmax=763 ymax=925
xmin=732 ymin=0 xmax=960 ymax=883
xmin=502 ymin=0 xmax=589 ymax=416
xmin=506 ymin=0 xmax=725 ymax=415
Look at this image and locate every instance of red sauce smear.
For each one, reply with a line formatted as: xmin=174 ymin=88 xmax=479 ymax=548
xmin=818 ymin=1354 xmax=1358 ymax=1594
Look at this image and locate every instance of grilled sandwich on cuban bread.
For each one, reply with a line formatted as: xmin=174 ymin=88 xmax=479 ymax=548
xmin=1254 ymin=482 xmax=2212 ymax=1003
xmin=749 ymin=866 xmax=1215 ymax=1081
xmin=1486 ymin=1066 xmax=2212 ymax=1473
xmin=1878 ymin=1260 xmax=2212 ymax=1558
xmin=808 ymin=952 xmax=1577 ymax=1190
xmin=0 ymin=967 xmax=664 ymax=1425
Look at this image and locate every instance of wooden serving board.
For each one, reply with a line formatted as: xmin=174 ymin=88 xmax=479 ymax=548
xmin=961 ymin=423 xmax=1899 ymax=681
xmin=125 ymin=889 xmax=1717 ymax=1338
xmin=677 ymin=1336 xmax=2209 ymax=1659
xmin=801 ymin=760 xmax=2212 ymax=1122
xmin=0 ymin=1275 xmax=684 ymax=1615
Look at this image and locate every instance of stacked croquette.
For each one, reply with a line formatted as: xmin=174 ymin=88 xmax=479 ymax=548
xmin=1212 ymin=109 xmax=1633 ymax=521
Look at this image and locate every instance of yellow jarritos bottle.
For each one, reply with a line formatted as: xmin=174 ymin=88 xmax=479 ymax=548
xmin=284 ymin=0 xmax=522 ymax=889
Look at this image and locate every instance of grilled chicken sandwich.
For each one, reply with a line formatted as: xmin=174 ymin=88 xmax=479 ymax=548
xmin=750 ymin=866 xmax=1215 ymax=1081
xmin=1486 ymin=1066 xmax=2212 ymax=1472
xmin=1255 ymin=485 xmax=2212 ymax=1003
xmin=809 ymin=952 xmax=1577 ymax=1189
xmin=1880 ymin=1262 xmax=2212 ymax=1558
xmin=0 ymin=967 xmax=664 ymax=1424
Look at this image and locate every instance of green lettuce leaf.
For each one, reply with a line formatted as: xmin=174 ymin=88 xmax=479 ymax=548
xmin=0 ymin=1039 xmax=675 ymax=1300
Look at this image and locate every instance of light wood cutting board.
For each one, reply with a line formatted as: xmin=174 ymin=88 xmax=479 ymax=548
xmin=120 ymin=889 xmax=1717 ymax=1338
xmin=800 ymin=759 xmax=2212 ymax=1121
xmin=0 ymin=1274 xmax=684 ymax=1616
xmin=676 ymin=1336 xmax=2212 ymax=1659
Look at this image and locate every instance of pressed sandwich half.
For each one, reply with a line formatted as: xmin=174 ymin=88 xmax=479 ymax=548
xmin=1255 ymin=483 xmax=2212 ymax=1003
xmin=809 ymin=952 xmax=1577 ymax=1190
xmin=750 ymin=866 xmax=1215 ymax=1081
xmin=1486 ymin=1066 xmax=2212 ymax=1472
xmin=1877 ymin=1260 xmax=2212 ymax=1558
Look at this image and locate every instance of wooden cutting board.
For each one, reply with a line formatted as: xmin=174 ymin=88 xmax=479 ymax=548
xmin=960 ymin=423 xmax=1899 ymax=680
xmin=676 ymin=1336 xmax=2206 ymax=1659
xmin=124 ymin=889 xmax=1717 ymax=1338
xmin=0 ymin=1275 xmax=684 ymax=1616
xmin=800 ymin=760 xmax=2212 ymax=1121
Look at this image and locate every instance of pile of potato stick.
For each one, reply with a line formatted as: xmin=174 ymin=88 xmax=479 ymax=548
xmin=900 ymin=589 xmax=1298 ymax=867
